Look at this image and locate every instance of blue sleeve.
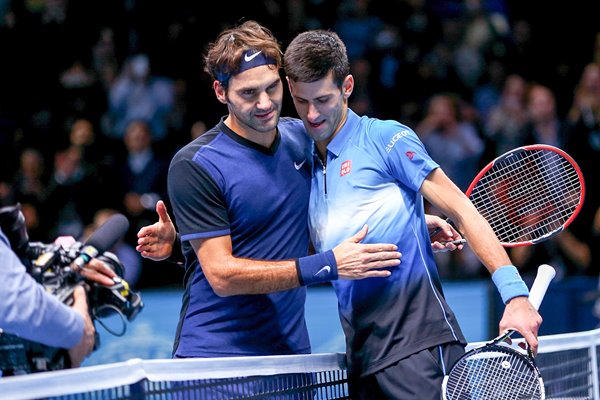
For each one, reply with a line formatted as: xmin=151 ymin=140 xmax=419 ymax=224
xmin=168 ymin=149 xmax=230 ymax=241
xmin=0 ymin=232 xmax=83 ymax=349
xmin=370 ymin=120 xmax=439 ymax=191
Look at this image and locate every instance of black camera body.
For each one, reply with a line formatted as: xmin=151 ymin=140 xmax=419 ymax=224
xmin=0 ymin=204 xmax=143 ymax=375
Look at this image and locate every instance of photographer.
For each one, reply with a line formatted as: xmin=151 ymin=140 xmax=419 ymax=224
xmin=0 ymin=228 xmax=95 ymax=368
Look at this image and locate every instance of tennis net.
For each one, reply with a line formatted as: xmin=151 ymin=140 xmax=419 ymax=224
xmin=2 ymin=328 xmax=600 ymax=400
xmin=0 ymin=352 xmax=348 ymax=400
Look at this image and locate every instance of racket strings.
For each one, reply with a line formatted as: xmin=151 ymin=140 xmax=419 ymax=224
xmin=480 ymin=164 xmax=575 ymax=238
xmin=475 ymin=153 xmax=576 ymax=218
xmin=445 ymin=349 xmax=543 ymax=399
xmin=469 ymin=150 xmax=582 ymax=244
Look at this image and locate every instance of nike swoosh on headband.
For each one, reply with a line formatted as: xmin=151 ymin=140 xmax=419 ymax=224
xmin=217 ymin=50 xmax=277 ymax=85
xmin=244 ymin=50 xmax=262 ymax=62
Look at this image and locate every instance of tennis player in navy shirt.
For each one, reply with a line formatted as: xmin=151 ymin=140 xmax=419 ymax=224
xmin=283 ymin=30 xmax=543 ymax=399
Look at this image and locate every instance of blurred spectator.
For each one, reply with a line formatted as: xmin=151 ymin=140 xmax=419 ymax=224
xmin=12 ymin=147 xmax=49 ymax=205
xmin=45 ymin=140 xmax=109 ymax=239
xmin=521 ymin=84 xmax=568 ymax=147
xmin=348 ymin=58 xmax=375 ymax=116
xmin=417 ymin=93 xmax=484 ymax=191
xmin=397 ymin=0 xmax=442 ymax=53
xmin=0 ymin=181 xmax=13 ymax=207
xmin=418 ymin=18 xmax=470 ymax=100
xmin=333 ymin=0 xmax=384 ymax=62
xmin=104 ymin=53 xmax=176 ymax=143
xmin=416 ymin=93 xmax=485 ymax=278
xmin=509 ymin=84 xmax=578 ymax=278
xmin=56 ymin=58 xmax=108 ymax=129
xmin=162 ymin=78 xmax=190 ymax=156
xmin=114 ymin=120 xmax=172 ymax=287
xmin=66 ymin=117 xmax=118 ymax=171
xmin=561 ymin=79 xmax=600 ymax=277
xmin=116 ymin=120 xmax=169 ymax=237
xmin=472 ymin=59 xmax=506 ymax=122
xmin=452 ymin=0 xmax=511 ymax=93
xmin=18 ymin=199 xmax=46 ymax=241
xmin=45 ymin=146 xmax=92 ymax=238
xmin=91 ymin=26 xmax=119 ymax=91
xmin=501 ymin=19 xmax=537 ymax=81
xmin=1 ymin=148 xmax=52 ymax=241
xmin=484 ymin=73 xmax=529 ymax=155
xmin=567 ymin=62 xmax=600 ymax=126
xmin=190 ymin=120 xmax=207 ymax=141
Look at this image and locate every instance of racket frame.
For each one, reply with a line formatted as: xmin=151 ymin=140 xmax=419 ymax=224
xmin=441 ymin=264 xmax=556 ymax=400
xmin=441 ymin=334 xmax=545 ymax=400
xmin=438 ymin=144 xmax=585 ymax=248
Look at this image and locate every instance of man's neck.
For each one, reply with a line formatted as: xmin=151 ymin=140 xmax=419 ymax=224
xmin=316 ymin=142 xmax=328 ymax=164
xmin=316 ymin=106 xmax=349 ymax=164
xmin=224 ymin=115 xmax=276 ymax=148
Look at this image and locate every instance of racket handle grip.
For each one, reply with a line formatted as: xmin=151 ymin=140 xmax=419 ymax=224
xmin=528 ymin=264 xmax=556 ymax=310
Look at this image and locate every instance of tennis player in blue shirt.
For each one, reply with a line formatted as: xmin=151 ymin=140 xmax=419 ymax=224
xmin=283 ymin=30 xmax=543 ymax=399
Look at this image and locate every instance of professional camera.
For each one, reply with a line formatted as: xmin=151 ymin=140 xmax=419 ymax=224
xmin=0 ymin=204 xmax=144 ymax=375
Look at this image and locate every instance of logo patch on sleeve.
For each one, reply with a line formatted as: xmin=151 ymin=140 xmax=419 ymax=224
xmin=405 ymin=151 xmax=416 ymax=160
xmin=340 ymin=160 xmax=352 ymax=176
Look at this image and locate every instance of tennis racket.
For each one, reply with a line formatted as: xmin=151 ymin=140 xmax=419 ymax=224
xmin=441 ymin=263 xmax=556 ymax=400
xmin=433 ymin=144 xmax=585 ymax=247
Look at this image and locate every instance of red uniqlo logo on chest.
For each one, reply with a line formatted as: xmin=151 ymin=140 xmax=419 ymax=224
xmin=340 ymin=160 xmax=352 ymax=176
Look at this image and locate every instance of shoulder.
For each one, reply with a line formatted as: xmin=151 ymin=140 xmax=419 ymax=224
xmin=171 ymin=124 xmax=223 ymax=166
xmin=278 ymin=117 xmax=307 ymax=135
xmin=278 ymin=117 xmax=311 ymax=147
xmin=358 ymin=116 xmax=419 ymax=147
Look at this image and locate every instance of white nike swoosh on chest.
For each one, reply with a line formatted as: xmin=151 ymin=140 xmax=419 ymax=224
xmin=294 ymin=160 xmax=306 ymax=170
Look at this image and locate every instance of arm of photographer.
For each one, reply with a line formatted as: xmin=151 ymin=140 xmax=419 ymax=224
xmin=0 ymin=230 xmax=95 ymax=367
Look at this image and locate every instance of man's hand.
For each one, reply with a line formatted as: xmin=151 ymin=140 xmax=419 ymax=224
xmin=499 ymin=296 xmax=543 ymax=355
xmin=68 ymin=285 xmax=95 ymax=367
xmin=427 ymin=214 xmax=464 ymax=253
xmin=136 ymin=200 xmax=176 ymax=261
xmin=333 ymin=225 xmax=401 ymax=279
xmin=56 ymin=236 xmax=117 ymax=286
xmin=79 ymin=258 xmax=118 ymax=286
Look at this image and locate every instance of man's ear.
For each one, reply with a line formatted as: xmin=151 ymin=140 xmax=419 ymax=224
xmin=342 ymin=75 xmax=354 ymax=99
xmin=213 ymin=80 xmax=227 ymax=104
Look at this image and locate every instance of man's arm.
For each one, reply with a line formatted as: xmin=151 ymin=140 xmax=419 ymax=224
xmin=0 ymin=234 xmax=95 ymax=366
xmin=136 ymin=201 xmax=402 ymax=292
xmin=420 ymin=168 xmax=543 ymax=353
xmin=193 ymin=224 xmax=401 ymax=296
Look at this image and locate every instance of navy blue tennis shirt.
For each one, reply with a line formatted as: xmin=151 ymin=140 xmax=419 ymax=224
xmin=168 ymin=117 xmax=313 ymax=358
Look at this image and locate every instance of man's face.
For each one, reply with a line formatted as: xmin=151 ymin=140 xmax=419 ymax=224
xmin=216 ymin=65 xmax=283 ymax=137
xmin=287 ymin=72 xmax=352 ymax=145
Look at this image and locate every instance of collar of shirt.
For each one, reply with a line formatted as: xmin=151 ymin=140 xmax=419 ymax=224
xmin=326 ymin=109 xmax=361 ymax=158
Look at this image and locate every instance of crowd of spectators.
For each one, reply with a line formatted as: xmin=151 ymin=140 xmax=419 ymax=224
xmin=0 ymin=0 xmax=598 ymax=286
